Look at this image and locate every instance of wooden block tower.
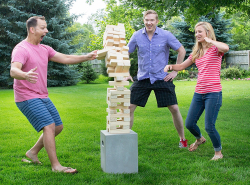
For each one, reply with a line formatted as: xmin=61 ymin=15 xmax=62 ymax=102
xmin=97 ymin=23 xmax=130 ymax=134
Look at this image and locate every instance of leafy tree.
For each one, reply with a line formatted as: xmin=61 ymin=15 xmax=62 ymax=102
xmin=0 ymin=0 xmax=81 ymax=88
xmin=67 ymin=22 xmax=95 ymax=53
xmin=123 ymin=0 xmax=250 ymax=26
xmin=80 ymin=62 xmax=98 ymax=83
xmin=229 ymin=12 xmax=250 ymax=51
xmin=169 ymin=16 xmax=194 ymax=64
xmin=170 ymin=12 xmax=237 ymax=65
xmin=199 ymin=13 xmax=237 ymax=50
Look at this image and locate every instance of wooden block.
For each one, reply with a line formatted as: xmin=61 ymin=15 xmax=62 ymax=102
xmin=106 ymin=51 xmax=118 ymax=61
xmin=109 ymin=113 xmax=130 ymax=118
xmin=109 ymin=98 xmax=130 ymax=103
xmin=119 ymin=40 xmax=126 ymax=47
xmin=114 ymin=27 xmax=120 ymax=32
xmin=115 ymin=62 xmax=124 ymax=73
xmin=108 ymin=72 xmax=130 ymax=77
xmin=106 ymin=30 xmax=125 ymax=36
xmin=107 ymin=102 xmax=117 ymax=107
xmin=115 ymin=76 xmax=124 ymax=81
xmin=106 ymin=39 xmax=114 ymax=46
xmin=113 ymin=35 xmax=119 ymax=41
xmin=119 ymin=34 xmax=126 ymax=40
xmin=116 ymin=47 xmax=121 ymax=52
xmin=116 ymin=55 xmax=124 ymax=60
xmin=123 ymin=94 xmax=130 ymax=99
xmin=105 ymin=46 xmax=116 ymax=50
xmin=107 ymin=93 xmax=117 ymax=99
xmin=122 ymin=102 xmax=130 ymax=106
xmin=121 ymin=109 xmax=130 ymax=114
xmin=106 ymin=34 xmax=114 ymax=39
xmin=122 ymin=125 xmax=130 ymax=129
xmin=115 ymin=86 xmax=125 ymax=91
xmin=109 ymin=89 xmax=130 ymax=95
xmin=121 ymin=46 xmax=129 ymax=52
xmin=96 ymin=48 xmax=110 ymax=60
xmin=109 ymin=81 xmax=129 ymax=86
xmin=114 ymin=41 xmax=119 ymax=47
xmin=107 ymin=124 xmax=117 ymax=130
xmin=105 ymin=25 xmax=114 ymax=33
xmin=109 ymin=59 xmax=123 ymax=67
xmin=122 ymin=51 xmax=129 ymax=55
xmin=123 ymin=54 xmax=129 ymax=60
xmin=107 ymin=115 xmax=117 ymax=122
xmin=108 ymin=121 xmax=130 ymax=126
xmin=108 ymin=128 xmax=130 ymax=134
xmin=122 ymin=66 xmax=130 ymax=73
xmin=106 ymin=108 xmax=117 ymax=114
xmin=108 ymin=105 xmax=129 ymax=110
xmin=103 ymin=34 xmax=113 ymax=45
xmin=107 ymin=67 xmax=115 ymax=73
xmin=123 ymin=117 xmax=130 ymax=121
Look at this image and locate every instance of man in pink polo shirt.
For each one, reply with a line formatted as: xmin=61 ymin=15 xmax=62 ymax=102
xmin=10 ymin=16 xmax=97 ymax=174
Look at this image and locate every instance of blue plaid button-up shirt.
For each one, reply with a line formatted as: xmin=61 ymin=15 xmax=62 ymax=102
xmin=128 ymin=27 xmax=182 ymax=84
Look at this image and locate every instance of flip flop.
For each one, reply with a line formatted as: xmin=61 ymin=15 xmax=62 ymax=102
xmin=189 ymin=137 xmax=206 ymax=152
xmin=53 ymin=167 xmax=78 ymax=174
xmin=211 ymin=154 xmax=223 ymax=161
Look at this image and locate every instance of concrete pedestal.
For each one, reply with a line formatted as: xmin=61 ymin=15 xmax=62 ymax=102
xmin=100 ymin=130 xmax=138 ymax=173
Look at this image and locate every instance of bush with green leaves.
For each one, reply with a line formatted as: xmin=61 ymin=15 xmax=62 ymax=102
xmin=175 ymin=69 xmax=190 ymax=80
xmin=240 ymin=68 xmax=250 ymax=78
xmin=220 ymin=67 xmax=242 ymax=79
xmin=81 ymin=62 xmax=98 ymax=84
xmin=94 ymin=74 xmax=113 ymax=84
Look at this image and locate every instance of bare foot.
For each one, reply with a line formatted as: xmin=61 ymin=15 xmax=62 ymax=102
xmin=189 ymin=137 xmax=206 ymax=152
xmin=25 ymin=150 xmax=42 ymax=164
xmin=52 ymin=167 xmax=78 ymax=174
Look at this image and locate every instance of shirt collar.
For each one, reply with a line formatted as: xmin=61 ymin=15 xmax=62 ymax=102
xmin=142 ymin=26 xmax=159 ymax=35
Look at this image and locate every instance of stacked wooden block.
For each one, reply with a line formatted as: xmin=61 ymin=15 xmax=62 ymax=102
xmin=97 ymin=23 xmax=131 ymax=134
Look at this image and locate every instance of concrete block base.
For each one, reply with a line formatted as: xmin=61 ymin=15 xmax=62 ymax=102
xmin=100 ymin=130 xmax=138 ymax=173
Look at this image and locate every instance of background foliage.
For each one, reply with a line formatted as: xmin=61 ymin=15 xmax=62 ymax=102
xmin=1 ymin=0 xmax=250 ymax=89
xmin=0 ymin=0 xmax=81 ymax=88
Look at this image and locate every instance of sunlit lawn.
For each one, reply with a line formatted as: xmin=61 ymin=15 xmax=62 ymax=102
xmin=0 ymin=80 xmax=249 ymax=184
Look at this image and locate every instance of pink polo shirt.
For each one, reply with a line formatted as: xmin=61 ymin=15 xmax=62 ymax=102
xmin=11 ymin=40 xmax=56 ymax=102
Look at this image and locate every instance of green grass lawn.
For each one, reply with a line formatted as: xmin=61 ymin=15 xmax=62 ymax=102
xmin=0 ymin=80 xmax=250 ymax=185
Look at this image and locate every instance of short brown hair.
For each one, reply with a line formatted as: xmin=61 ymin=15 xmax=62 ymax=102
xmin=26 ymin=16 xmax=45 ymax=32
xmin=143 ymin=10 xmax=158 ymax=20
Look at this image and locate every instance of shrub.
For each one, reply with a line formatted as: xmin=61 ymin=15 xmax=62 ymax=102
xmin=175 ymin=70 xmax=190 ymax=80
xmin=220 ymin=67 xmax=242 ymax=79
xmin=240 ymin=69 xmax=250 ymax=78
xmin=81 ymin=62 xmax=98 ymax=83
xmin=94 ymin=74 xmax=113 ymax=84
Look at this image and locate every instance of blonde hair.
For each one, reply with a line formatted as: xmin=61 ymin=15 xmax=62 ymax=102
xmin=143 ymin=10 xmax=158 ymax=20
xmin=191 ymin=22 xmax=216 ymax=62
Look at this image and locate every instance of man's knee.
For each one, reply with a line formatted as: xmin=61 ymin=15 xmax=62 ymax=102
xmin=168 ymin=104 xmax=180 ymax=114
xmin=129 ymin=104 xmax=137 ymax=113
xmin=56 ymin=124 xmax=63 ymax=135
xmin=43 ymin=123 xmax=56 ymax=133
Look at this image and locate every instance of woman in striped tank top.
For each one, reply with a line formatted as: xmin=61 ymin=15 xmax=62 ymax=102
xmin=164 ymin=22 xmax=229 ymax=160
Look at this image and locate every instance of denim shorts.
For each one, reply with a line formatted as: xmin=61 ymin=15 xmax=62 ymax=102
xmin=130 ymin=78 xmax=178 ymax=107
xmin=16 ymin=98 xmax=63 ymax=132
